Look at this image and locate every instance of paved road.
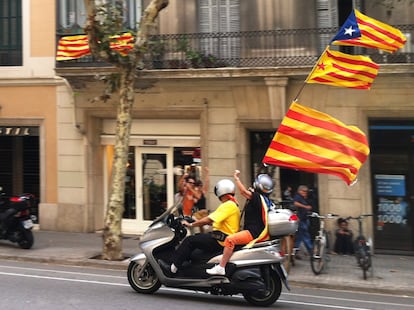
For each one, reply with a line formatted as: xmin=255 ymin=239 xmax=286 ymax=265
xmin=0 ymin=230 xmax=413 ymax=297
xmin=0 ymin=260 xmax=413 ymax=310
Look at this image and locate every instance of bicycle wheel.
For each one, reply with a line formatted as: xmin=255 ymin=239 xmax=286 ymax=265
xmin=280 ymin=235 xmax=292 ymax=273
xmin=361 ymin=250 xmax=372 ymax=280
xmin=310 ymin=238 xmax=326 ymax=275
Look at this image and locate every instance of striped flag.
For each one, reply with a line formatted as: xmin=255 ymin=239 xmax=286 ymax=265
xmin=56 ymin=33 xmax=134 ymax=61
xmin=262 ymin=102 xmax=370 ymax=185
xmin=56 ymin=35 xmax=90 ymax=61
xmin=305 ymin=47 xmax=379 ymax=90
xmin=331 ymin=9 xmax=406 ymax=53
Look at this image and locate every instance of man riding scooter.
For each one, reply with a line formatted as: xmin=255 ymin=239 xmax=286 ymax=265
xmin=158 ymin=179 xmax=240 ymax=276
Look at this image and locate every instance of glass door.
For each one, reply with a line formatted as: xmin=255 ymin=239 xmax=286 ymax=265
xmin=135 ymin=147 xmax=174 ymax=223
xmin=119 ymin=145 xmax=201 ymax=233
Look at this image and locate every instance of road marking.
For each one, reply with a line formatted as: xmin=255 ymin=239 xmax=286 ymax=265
xmin=284 ymin=292 xmax=414 ymax=308
xmin=0 ymin=264 xmax=123 ymax=279
xmin=0 ymin=271 xmax=129 ymax=286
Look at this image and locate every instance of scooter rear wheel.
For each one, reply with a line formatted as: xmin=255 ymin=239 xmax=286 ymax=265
xmin=17 ymin=228 xmax=34 ymax=249
xmin=127 ymin=261 xmax=161 ymax=294
xmin=242 ymin=270 xmax=282 ymax=307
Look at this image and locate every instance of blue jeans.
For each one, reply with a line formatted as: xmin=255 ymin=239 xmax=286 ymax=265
xmin=294 ymin=219 xmax=313 ymax=254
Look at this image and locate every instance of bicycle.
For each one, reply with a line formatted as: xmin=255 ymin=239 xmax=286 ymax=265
xmin=346 ymin=214 xmax=374 ymax=280
xmin=308 ymin=212 xmax=338 ymax=275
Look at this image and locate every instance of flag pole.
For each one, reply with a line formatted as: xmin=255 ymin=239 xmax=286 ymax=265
xmin=293 ymin=45 xmax=329 ymax=102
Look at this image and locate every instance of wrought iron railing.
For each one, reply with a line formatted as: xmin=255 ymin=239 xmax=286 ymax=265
xmin=56 ymin=25 xmax=414 ymax=69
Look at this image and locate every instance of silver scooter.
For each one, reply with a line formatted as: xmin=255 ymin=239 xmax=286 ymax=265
xmin=127 ymin=204 xmax=290 ymax=307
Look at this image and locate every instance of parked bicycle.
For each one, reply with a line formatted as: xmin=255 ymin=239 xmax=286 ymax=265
xmin=346 ymin=214 xmax=374 ymax=280
xmin=308 ymin=212 xmax=338 ymax=275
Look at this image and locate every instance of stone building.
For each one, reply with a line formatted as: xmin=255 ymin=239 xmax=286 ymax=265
xmin=1 ymin=0 xmax=414 ymax=253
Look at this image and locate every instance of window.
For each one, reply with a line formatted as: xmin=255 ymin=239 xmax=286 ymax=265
xmin=57 ymin=0 xmax=142 ymax=34
xmin=198 ymin=0 xmax=240 ymax=60
xmin=0 ymin=0 xmax=22 ymax=66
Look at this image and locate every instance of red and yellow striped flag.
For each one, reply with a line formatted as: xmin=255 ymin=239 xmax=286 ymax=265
xmin=56 ymin=33 xmax=134 ymax=61
xmin=331 ymin=9 xmax=406 ymax=53
xmin=305 ymin=47 xmax=379 ymax=90
xmin=262 ymin=102 xmax=370 ymax=185
xmin=56 ymin=35 xmax=90 ymax=61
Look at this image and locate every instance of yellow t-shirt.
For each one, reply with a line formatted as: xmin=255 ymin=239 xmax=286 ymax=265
xmin=208 ymin=200 xmax=240 ymax=238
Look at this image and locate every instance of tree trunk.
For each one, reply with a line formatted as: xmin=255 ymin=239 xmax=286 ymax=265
xmin=83 ymin=0 xmax=169 ymax=260
xmin=102 ymin=68 xmax=134 ymax=260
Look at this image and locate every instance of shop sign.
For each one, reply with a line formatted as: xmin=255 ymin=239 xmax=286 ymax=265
xmin=374 ymin=174 xmax=408 ymax=229
xmin=0 ymin=126 xmax=39 ymax=136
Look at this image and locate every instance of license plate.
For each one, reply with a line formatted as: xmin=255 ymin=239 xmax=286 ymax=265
xmin=22 ymin=219 xmax=34 ymax=229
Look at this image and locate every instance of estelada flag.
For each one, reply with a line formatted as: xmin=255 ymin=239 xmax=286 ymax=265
xmin=262 ymin=102 xmax=370 ymax=185
xmin=330 ymin=9 xmax=406 ymax=53
xmin=305 ymin=46 xmax=379 ymax=90
xmin=56 ymin=33 xmax=134 ymax=61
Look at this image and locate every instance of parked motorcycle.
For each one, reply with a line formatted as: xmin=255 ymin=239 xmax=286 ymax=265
xmin=127 ymin=203 xmax=294 ymax=307
xmin=0 ymin=186 xmax=36 ymax=249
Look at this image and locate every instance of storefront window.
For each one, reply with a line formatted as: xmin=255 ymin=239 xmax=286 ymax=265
xmin=369 ymin=119 xmax=414 ymax=252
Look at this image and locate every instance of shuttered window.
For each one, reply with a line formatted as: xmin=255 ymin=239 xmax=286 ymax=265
xmin=57 ymin=0 xmax=142 ymax=33
xmin=316 ymin=0 xmax=338 ymax=52
xmin=198 ymin=0 xmax=240 ymax=60
xmin=0 ymin=0 xmax=22 ymax=66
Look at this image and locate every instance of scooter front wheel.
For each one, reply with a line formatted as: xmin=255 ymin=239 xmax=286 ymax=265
xmin=242 ymin=270 xmax=282 ymax=307
xmin=127 ymin=261 xmax=161 ymax=294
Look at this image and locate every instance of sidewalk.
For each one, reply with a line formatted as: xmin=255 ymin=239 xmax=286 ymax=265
xmin=0 ymin=230 xmax=413 ymax=296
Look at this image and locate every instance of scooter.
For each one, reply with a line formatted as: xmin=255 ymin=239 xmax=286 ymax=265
xmin=0 ymin=186 xmax=36 ymax=249
xmin=127 ymin=203 xmax=290 ymax=307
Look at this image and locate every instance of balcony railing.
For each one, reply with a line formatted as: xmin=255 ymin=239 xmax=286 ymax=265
xmin=56 ymin=25 xmax=414 ymax=69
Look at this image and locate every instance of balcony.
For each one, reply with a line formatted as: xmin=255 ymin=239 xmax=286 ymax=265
xmin=56 ymin=25 xmax=414 ymax=69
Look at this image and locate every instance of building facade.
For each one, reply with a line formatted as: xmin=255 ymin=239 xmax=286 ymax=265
xmin=0 ymin=0 xmax=61 ymax=225
xmin=2 ymin=0 xmax=414 ymax=254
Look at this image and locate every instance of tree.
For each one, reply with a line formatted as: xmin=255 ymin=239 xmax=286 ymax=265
xmin=83 ymin=0 xmax=169 ymax=260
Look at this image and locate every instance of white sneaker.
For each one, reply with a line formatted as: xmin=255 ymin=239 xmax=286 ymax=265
xmin=206 ymin=265 xmax=225 ymax=275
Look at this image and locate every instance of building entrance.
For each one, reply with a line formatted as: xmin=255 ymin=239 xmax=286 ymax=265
xmin=369 ymin=120 xmax=414 ymax=253
xmin=0 ymin=126 xmax=39 ymax=221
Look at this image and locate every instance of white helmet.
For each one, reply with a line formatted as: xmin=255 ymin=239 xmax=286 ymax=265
xmin=214 ymin=179 xmax=236 ymax=198
xmin=253 ymin=174 xmax=274 ymax=194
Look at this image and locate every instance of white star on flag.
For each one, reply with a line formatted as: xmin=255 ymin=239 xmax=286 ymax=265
xmin=344 ymin=26 xmax=356 ymax=36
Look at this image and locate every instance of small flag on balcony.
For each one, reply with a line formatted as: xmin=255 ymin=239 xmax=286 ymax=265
xmin=305 ymin=47 xmax=379 ymax=90
xmin=330 ymin=9 xmax=406 ymax=53
xmin=56 ymin=33 xmax=134 ymax=61
xmin=262 ymin=102 xmax=370 ymax=185
xmin=56 ymin=35 xmax=90 ymax=61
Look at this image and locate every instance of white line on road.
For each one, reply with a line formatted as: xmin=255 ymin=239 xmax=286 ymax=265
xmin=0 ymin=271 xmax=129 ymax=286
xmin=0 ymin=264 xmax=124 ymax=279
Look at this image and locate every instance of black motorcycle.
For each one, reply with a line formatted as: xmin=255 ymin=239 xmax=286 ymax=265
xmin=0 ymin=187 xmax=36 ymax=249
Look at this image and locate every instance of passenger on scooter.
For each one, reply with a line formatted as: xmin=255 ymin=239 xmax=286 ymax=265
xmin=158 ymin=179 xmax=240 ymax=276
xmin=206 ymin=170 xmax=273 ymax=275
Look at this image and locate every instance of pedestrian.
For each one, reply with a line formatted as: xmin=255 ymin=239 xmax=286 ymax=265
xmin=293 ymin=185 xmax=313 ymax=259
xmin=206 ymin=170 xmax=273 ymax=275
xmin=282 ymin=185 xmax=294 ymax=210
xmin=334 ymin=218 xmax=354 ymax=255
xmin=177 ymin=173 xmax=201 ymax=217
xmin=158 ymin=179 xmax=240 ymax=276
xmin=192 ymin=166 xmax=209 ymax=213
